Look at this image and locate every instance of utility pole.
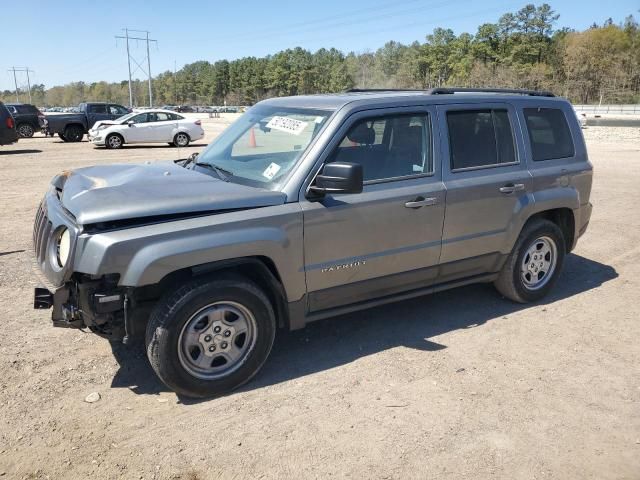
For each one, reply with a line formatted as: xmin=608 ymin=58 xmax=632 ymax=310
xmin=174 ymin=60 xmax=178 ymax=105
xmin=146 ymin=31 xmax=153 ymax=107
xmin=10 ymin=67 xmax=19 ymax=102
xmin=7 ymin=67 xmax=35 ymax=103
xmin=115 ymin=29 xmax=157 ymax=108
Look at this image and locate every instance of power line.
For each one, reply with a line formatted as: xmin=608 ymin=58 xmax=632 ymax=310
xmin=7 ymin=67 xmax=34 ymax=103
xmin=115 ymin=28 xmax=157 ymax=107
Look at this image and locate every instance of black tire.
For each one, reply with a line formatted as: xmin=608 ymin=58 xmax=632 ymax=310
xmin=494 ymin=218 xmax=565 ymax=303
xmin=17 ymin=123 xmax=35 ymax=138
xmin=173 ymin=132 xmax=190 ymax=147
xmin=64 ymin=125 xmax=84 ymax=142
xmin=105 ymin=133 xmax=124 ymax=149
xmin=58 ymin=133 xmax=68 ymax=142
xmin=145 ymin=276 xmax=276 ymax=398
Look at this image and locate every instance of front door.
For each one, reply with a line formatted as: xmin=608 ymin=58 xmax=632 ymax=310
xmin=301 ymin=108 xmax=445 ymax=312
xmin=437 ymin=103 xmax=532 ymax=280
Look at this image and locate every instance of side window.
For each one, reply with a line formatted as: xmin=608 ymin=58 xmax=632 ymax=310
xmin=7 ymin=106 xmax=17 ymax=114
xmin=523 ymin=108 xmax=575 ymax=161
xmin=130 ymin=113 xmax=150 ymax=124
xmin=155 ymin=112 xmax=171 ymax=122
xmin=330 ymin=114 xmax=432 ymax=182
xmin=109 ymin=105 xmax=129 ymax=115
xmin=447 ymin=109 xmax=516 ymax=171
xmin=173 ymin=114 xmax=184 ymax=120
xmin=88 ymin=104 xmax=107 ymax=114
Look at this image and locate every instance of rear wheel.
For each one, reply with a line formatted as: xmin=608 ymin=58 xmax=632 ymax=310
xmin=105 ymin=133 xmax=124 ymax=149
xmin=145 ymin=276 xmax=276 ymax=398
xmin=173 ymin=132 xmax=190 ymax=147
xmin=17 ymin=123 xmax=35 ymax=138
xmin=494 ymin=219 xmax=565 ymax=303
xmin=64 ymin=125 xmax=84 ymax=142
xmin=58 ymin=133 xmax=68 ymax=142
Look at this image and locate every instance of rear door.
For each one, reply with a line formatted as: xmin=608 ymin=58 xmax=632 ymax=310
xmin=301 ymin=107 xmax=446 ymax=312
xmin=149 ymin=112 xmax=178 ymax=141
xmin=87 ymin=104 xmax=110 ymax=127
xmin=437 ymin=103 xmax=532 ymax=280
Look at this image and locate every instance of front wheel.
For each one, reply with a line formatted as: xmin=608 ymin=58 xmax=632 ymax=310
xmin=105 ymin=133 xmax=124 ymax=149
xmin=173 ymin=132 xmax=190 ymax=147
xmin=494 ymin=219 xmax=565 ymax=303
xmin=145 ymin=276 xmax=276 ymax=398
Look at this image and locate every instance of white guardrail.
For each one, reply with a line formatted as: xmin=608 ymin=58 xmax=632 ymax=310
xmin=573 ymin=104 xmax=640 ymax=115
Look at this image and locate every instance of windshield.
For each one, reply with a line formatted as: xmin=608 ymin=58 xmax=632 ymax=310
xmin=115 ymin=112 xmax=137 ymax=123
xmin=195 ymin=105 xmax=332 ymax=189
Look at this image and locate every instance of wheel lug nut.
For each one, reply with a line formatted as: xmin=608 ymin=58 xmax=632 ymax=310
xmin=208 ymin=345 xmax=216 ymax=352
xmin=204 ymin=335 xmax=212 ymax=342
xmin=213 ymin=326 xmax=221 ymax=333
xmin=224 ymin=330 xmax=231 ymax=337
xmin=221 ymin=341 xmax=228 ymax=349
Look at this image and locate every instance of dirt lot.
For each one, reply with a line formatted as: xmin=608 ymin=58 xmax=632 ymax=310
xmin=0 ymin=119 xmax=639 ymax=480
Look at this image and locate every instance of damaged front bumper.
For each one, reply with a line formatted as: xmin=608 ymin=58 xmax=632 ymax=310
xmin=33 ymin=279 xmax=129 ymax=339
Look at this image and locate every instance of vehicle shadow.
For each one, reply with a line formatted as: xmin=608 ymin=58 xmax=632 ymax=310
xmin=109 ymin=253 xmax=617 ymax=401
xmin=0 ymin=149 xmax=42 ymax=155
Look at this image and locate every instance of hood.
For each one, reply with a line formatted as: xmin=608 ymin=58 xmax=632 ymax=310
xmin=91 ymin=120 xmax=119 ymax=130
xmin=58 ymin=162 xmax=286 ymax=225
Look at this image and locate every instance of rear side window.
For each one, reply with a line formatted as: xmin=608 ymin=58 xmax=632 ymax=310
xmin=523 ymin=108 xmax=575 ymax=161
xmin=88 ymin=104 xmax=107 ymax=114
xmin=447 ymin=109 xmax=516 ymax=170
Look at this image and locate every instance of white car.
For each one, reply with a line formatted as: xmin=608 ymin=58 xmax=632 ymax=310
xmin=88 ymin=109 xmax=205 ymax=149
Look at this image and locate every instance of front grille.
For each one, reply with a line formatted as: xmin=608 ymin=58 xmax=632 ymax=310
xmin=33 ymin=201 xmax=53 ymax=265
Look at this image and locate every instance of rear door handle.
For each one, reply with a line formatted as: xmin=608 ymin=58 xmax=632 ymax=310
xmin=499 ymin=183 xmax=525 ymax=194
xmin=404 ymin=196 xmax=438 ymax=208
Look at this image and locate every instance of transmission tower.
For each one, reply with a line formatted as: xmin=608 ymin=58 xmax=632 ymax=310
xmin=115 ymin=29 xmax=157 ymax=108
xmin=7 ymin=67 xmax=35 ymax=103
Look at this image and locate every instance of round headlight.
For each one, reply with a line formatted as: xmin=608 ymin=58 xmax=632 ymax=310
xmin=57 ymin=228 xmax=71 ymax=267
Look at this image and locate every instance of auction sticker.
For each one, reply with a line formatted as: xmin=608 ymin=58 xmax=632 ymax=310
xmin=262 ymin=162 xmax=282 ymax=180
xmin=266 ymin=116 xmax=308 ymax=135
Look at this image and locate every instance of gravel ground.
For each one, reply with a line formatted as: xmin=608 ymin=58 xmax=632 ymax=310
xmin=0 ymin=118 xmax=639 ymax=480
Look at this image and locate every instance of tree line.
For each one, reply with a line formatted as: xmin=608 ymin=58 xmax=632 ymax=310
xmin=2 ymin=4 xmax=639 ymax=106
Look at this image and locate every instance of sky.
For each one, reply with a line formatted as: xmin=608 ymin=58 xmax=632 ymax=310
xmin=1 ymin=0 xmax=638 ymax=92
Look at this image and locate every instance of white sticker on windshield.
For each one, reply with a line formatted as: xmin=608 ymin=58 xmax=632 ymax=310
xmin=262 ymin=162 xmax=281 ymax=180
xmin=266 ymin=116 xmax=308 ymax=135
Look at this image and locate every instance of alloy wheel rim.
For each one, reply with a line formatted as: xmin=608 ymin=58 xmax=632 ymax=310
xmin=108 ymin=136 xmax=121 ymax=148
xmin=178 ymin=301 xmax=257 ymax=380
xmin=520 ymin=235 xmax=557 ymax=290
xmin=19 ymin=125 xmax=33 ymax=137
xmin=177 ymin=134 xmax=188 ymax=146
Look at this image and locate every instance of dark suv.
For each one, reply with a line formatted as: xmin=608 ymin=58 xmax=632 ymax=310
xmin=0 ymin=102 xmax=19 ymax=145
xmin=5 ymin=103 xmax=46 ymax=138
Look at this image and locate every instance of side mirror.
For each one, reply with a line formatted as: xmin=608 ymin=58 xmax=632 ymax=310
xmin=309 ymin=162 xmax=363 ymax=195
xmin=127 ymin=120 xmax=135 ymax=127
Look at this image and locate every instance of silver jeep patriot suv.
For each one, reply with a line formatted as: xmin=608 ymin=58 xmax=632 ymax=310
xmin=32 ymin=88 xmax=593 ymax=397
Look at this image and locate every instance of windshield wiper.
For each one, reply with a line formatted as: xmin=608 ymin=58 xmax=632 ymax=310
xmin=194 ymin=162 xmax=233 ymax=181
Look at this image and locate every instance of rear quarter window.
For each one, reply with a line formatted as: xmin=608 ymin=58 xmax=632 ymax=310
xmin=523 ymin=107 xmax=575 ymax=161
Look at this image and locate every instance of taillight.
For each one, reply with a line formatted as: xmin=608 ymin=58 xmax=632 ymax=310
xmin=6 ymin=116 xmax=14 ymax=129
xmin=195 ymin=120 xmax=201 ymax=126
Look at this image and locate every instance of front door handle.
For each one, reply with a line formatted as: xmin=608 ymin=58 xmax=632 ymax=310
xmin=405 ymin=196 xmax=438 ymax=208
xmin=499 ymin=183 xmax=525 ymax=194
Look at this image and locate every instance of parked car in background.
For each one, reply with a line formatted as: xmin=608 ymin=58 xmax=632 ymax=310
xmin=88 ymin=109 xmax=204 ymax=149
xmin=44 ymin=102 xmax=131 ymax=142
xmin=5 ymin=103 xmax=46 ymax=138
xmin=176 ymin=105 xmax=195 ymax=113
xmin=0 ymin=101 xmax=18 ymax=145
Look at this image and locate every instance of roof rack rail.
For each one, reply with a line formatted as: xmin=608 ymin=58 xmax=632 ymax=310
xmin=345 ymin=88 xmax=424 ymax=93
xmin=428 ymin=87 xmax=555 ymax=97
